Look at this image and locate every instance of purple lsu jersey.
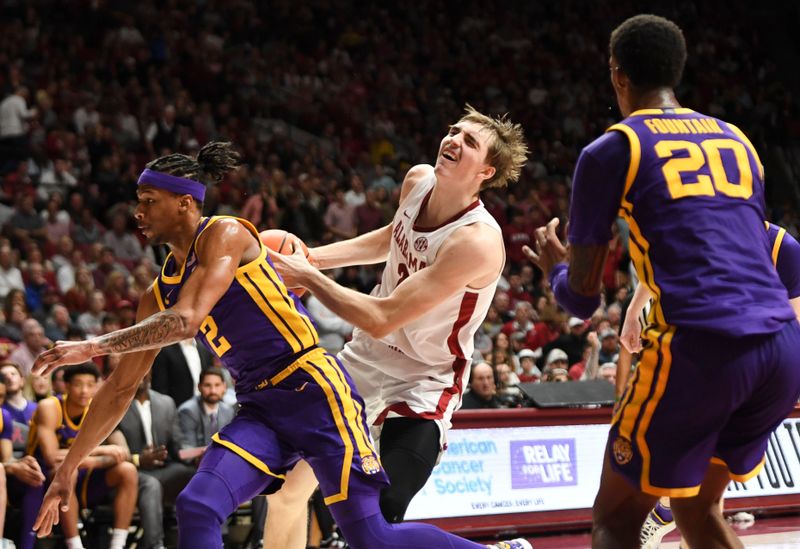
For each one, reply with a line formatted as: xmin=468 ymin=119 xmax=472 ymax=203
xmin=0 ymin=407 xmax=12 ymax=441
xmin=26 ymin=394 xmax=88 ymax=459
xmin=153 ymin=216 xmax=319 ymax=393
xmin=767 ymin=222 xmax=800 ymax=299
xmin=610 ymin=108 xmax=794 ymax=336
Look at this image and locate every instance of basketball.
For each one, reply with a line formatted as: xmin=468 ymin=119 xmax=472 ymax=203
xmin=259 ymin=229 xmax=310 ymax=297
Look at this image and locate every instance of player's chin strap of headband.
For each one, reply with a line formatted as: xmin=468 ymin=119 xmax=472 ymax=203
xmin=137 ymin=168 xmax=206 ymax=202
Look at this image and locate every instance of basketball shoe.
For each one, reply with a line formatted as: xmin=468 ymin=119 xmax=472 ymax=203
xmin=640 ymin=501 xmax=676 ymax=549
xmin=486 ymin=539 xmax=533 ymax=549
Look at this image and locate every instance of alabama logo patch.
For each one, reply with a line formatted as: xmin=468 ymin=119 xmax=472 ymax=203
xmin=613 ymin=436 xmax=633 ymax=465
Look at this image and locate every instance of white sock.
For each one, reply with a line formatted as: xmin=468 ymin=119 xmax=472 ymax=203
xmin=109 ymin=528 xmax=128 ymax=549
xmin=65 ymin=535 xmax=84 ymax=549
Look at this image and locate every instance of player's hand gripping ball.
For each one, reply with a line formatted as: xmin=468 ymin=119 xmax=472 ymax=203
xmin=259 ymin=229 xmax=310 ymax=297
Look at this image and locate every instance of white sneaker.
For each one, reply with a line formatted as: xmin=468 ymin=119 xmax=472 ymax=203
xmin=486 ymin=540 xmax=533 ymax=549
xmin=639 ymin=508 xmax=676 ymax=549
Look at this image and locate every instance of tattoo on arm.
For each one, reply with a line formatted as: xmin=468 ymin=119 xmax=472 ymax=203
xmin=94 ymin=310 xmax=188 ymax=355
xmin=568 ymin=245 xmax=609 ymax=296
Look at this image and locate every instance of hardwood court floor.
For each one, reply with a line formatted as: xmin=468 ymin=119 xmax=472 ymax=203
xmin=517 ymin=514 xmax=800 ymax=548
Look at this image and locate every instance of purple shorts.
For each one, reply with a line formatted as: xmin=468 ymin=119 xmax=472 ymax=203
xmin=210 ymin=348 xmax=388 ymax=511
xmin=76 ymin=467 xmax=112 ymax=508
xmin=609 ymin=320 xmax=800 ymax=497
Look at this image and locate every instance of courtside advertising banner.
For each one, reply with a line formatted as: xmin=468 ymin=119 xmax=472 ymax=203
xmin=406 ymin=418 xmax=800 ymax=520
xmin=406 ymin=424 xmax=608 ymax=519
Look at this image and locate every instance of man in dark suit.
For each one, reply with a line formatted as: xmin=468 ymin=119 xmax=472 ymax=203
xmin=150 ymin=339 xmax=214 ymax=407
xmin=118 ymin=372 xmax=195 ymax=549
xmin=177 ymin=368 xmax=235 ymax=453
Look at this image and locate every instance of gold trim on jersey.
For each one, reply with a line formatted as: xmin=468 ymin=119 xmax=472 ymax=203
xmin=607 ymin=123 xmax=668 ymax=327
xmin=63 ymin=394 xmax=90 ymax=432
xmin=236 ymin=259 xmax=318 ymax=354
xmin=152 ymin=280 xmax=166 ymax=311
xmin=211 ymin=432 xmax=286 ymax=480
xmin=771 ymin=227 xmax=786 ymax=267
xmin=299 ymin=359 xmax=354 ymax=505
xmin=628 ymin=108 xmax=695 ymax=116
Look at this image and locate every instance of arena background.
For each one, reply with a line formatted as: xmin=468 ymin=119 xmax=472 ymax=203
xmin=1 ymin=1 xmax=799 ymax=547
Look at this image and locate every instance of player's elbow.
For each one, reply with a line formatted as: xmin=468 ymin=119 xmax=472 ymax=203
xmin=360 ymin=308 xmax=394 ymax=339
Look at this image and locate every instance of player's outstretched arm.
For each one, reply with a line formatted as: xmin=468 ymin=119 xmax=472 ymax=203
xmin=310 ymin=223 xmax=393 ymax=270
xmin=33 ymin=220 xmax=252 ymax=377
xmin=309 ymin=164 xmax=431 ymax=270
xmin=272 ymin=223 xmax=503 ymax=339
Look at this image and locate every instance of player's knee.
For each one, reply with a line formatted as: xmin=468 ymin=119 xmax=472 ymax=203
xmin=379 ymin=487 xmax=412 ymax=523
xmin=176 ymin=472 xmax=232 ymax=525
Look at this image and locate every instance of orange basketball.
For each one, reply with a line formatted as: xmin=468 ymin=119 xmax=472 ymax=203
xmin=259 ymin=229 xmax=310 ymax=297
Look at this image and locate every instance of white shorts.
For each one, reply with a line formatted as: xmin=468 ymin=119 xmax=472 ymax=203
xmin=338 ymin=335 xmax=468 ymax=451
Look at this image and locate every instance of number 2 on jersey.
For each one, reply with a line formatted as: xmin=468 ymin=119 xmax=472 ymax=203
xmin=655 ymin=138 xmax=753 ymax=200
xmin=201 ymin=315 xmax=231 ymax=357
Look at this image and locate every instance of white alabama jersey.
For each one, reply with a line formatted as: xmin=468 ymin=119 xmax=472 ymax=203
xmin=340 ymin=168 xmax=502 ymax=440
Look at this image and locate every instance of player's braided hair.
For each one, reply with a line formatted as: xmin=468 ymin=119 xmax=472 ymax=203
xmin=145 ymin=141 xmax=242 ymax=189
xmin=610 ymin=14 xmax=687 ymax=90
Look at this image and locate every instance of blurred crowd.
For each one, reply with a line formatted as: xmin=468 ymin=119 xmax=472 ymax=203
xmin=1 ymin=0 xmax=799 ymax=546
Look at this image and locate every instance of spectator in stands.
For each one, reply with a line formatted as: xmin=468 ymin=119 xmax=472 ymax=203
xmin=240 ymin=180 xmax=279 ymax=230
xmin=506 ymin=269 xmax=534 ymax=307
xmin=569 ymin=332 xmax=601 ymax=381
xmin=8 ymin=194 xmax=45 ymax=245
xmin=480 ymin=304 xmax=504 ymax=340
xmin=116 ymin=300 xmax=136 ymax=329
xmin=103 ymin=212 xmax=144 ymax=265
xmin=355 ymin=188 xmax=385 ymax=235
xmin=461 ymin=362 xmax=504 ymax=409
xmin=76 ymin=289 xmax=106 ymax=336
xmin=501 ymin=301 xmax=536 ymax=340
xmin=517 ymin=349 xmax=543 ymax=383
xmin=1 ymin=375 xmax=46 ymax=549
xmin=177 ymin=368 xmax=235 ymax=453
xmin=37 ymin=159 xmax=78 ymax=202
xmin=26 ymin=363 xmax=137 ymax=549
xmin=542 ymin=348 xmax=570 ymax=383
xmin=117 ymin=372 xmax=194 ymax=549
xmin=151 ymin=340 xmax=214 ymax=408
xmin=44 ymin=303 xmax=73 ymax=342
xmin=541 ymin=316 xmax=588 ymax=367
xmin=8 ymin=319 xmax=46 ymax=377
xmin=0 ymin=363 xmax=36 ymax=456
xmin=502 ymin=207 xmax=535 ymax=268
xmin=28 ymin=374 xmax=51 ymax=402
xmin=72 ymin=208 xmax=104 ymax=246
xmin=0 ymin=245 xmax=24 ymax=299
xmin=598 ymin=329 xmax=620 ymax=365
xmin=0 ymin=86 xmax=37 ymax=164
xmin=323 ymin=187 xmax=357 ymax=242
xmin=597 ymin=362 xmax=617 ymax=385
xmin=23 ymin=262 xmax=54 ymax=316
xmin=492 ymin=290 xmax=514 ymax=323
xmin=55 ymin=247 xmax=84 ymax=296
xmin=495 ymin=362 xmax=523 ymax=407
xmin=50 ymin=367 xmax=66 ymax=397
xmin=527 ymin=304 xmax=564 ymax=352
xmin=63 ymin=266 xmax=94 ymax=314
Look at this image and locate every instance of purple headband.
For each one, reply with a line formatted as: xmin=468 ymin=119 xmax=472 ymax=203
xmin=137 ymin=168 xmax=206 ymax=202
